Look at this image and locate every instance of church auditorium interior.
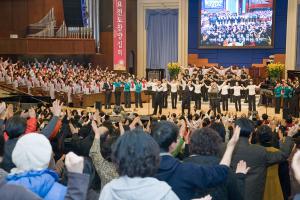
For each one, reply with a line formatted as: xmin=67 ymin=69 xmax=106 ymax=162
xmin=0 ymin=0 xmax=300 ymax=200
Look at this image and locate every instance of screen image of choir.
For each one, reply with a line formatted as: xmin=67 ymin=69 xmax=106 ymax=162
xmin=200 ymin=10 xmax=273 ymax=47
xmin=1 ymin=58 xmax=299 ymax=119
xmin=0 ymin=98 xmax=299 ymax=199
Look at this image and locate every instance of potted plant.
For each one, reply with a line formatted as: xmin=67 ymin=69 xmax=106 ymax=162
xmin=167 ymin=62 xmax=181 ymax=80
xmin=267 ymin=62 xmax=285 ymax=81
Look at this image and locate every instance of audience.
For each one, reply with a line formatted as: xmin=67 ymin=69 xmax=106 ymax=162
xmin=151 ymin=120 xmax=241 ymax=200
xmin=183 ymin=127 xmax=248 ymax=200
xmin=230 ymin=118 xmax=296 ymax=200
xmin=99 ymin=128 xmax=179 ymax=200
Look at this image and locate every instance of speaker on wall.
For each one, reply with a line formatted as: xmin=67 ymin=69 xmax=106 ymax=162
xmin=63 ymin=0 xmax=88 ymax=27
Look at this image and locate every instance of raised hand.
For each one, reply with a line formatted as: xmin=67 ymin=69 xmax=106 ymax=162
xmin=51 ymin=100 xmax=63 ymax=117
xmin=0 ymin=102 xmax=6 ymax=114
xmin=292 ymin=150 xmax=300 ymax=183
xmin=227 ymin=126 xmax=241 ymax=148
xmin=65 ymin=152 xmax=84 ymax=174
xmin=28 ymin=107 xmax=36 ymax=118
xmin=288 ymin=125 xmax=299 ymax=137
xmin=92 ymin=120 xmax=108 ymax=139
xmin=236 ymin=160 xmax=250 ymax=174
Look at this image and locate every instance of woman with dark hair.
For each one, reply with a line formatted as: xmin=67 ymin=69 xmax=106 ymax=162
xmin=99 ymin=128 xmax=179 ymax=200
xmin=256 ymin=125 xmax=284 ymax=200
xmin=183 ymin=127 xmax=248 ymax=200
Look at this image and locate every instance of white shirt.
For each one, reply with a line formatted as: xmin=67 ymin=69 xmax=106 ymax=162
xmin=214 ymin=67 xmax=231 ymax=76
xmin=162 ymin=83 xmax=168 ymax=92
xmin=49 ymin=83 xmax=55 ymax=99
xmin=169 ymin=83 xmax=178 ymax=93
xmin=221 ymin=85 xmax=230 ymax=95
xmin=246 ymin=85 xmax=259 ymax=96
xmin=156 ymin=85 xmax=164 ymax=92
xmin=233 ymin=86 xmax=243 ymax=96
xmin=202 ymin=68 xmax=212 ymax=75
xmin=193 ymin=83 xmax=203 ymax=94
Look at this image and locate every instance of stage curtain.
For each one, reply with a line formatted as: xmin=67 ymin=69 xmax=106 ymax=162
xmin=146 ymin=9 xmax=178 ymax=78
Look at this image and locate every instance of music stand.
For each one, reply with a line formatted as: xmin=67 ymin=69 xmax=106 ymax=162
xmin=260 ymin=89 xmax=273 ymax=115
xmin=144 ymin=90 xmax=152 ymax=115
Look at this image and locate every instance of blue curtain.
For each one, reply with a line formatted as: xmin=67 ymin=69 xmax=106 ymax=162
xmin=146 ymin=9 xmax=178 ymax=78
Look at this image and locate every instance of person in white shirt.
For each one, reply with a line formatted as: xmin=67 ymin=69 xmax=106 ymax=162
xmin=162 ymin=79 xmax=168 ymax=108
xmin=232 ymin=82 xmax=244 ymax=112
xmin=49 ymin=81 xmax=55 ymax=101
xmin=231 ymin=66 xmax=243 ymax=77
xmin=245 ymin=81 xmax=260 ymax=112
xmin=220 ymin=81 xmax=231 ymax=111
xmin=153 ymin=81 xmax=164 ymax=115
xmin=192 ymin=80 xmax=204 ymax=110
xmin=168 ymin=80 xmax=179 ymax=109
xmin=213 ymin=66 xmax=231 ymax=76
xmin=66 ymin=83 xmax=73 ymax=106
xmin=201 ymin=67 xmax=212 ymax=76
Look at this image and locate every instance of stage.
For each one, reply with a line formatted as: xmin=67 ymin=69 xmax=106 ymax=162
xmin=101 ymin=96 xmax=283 ymax=120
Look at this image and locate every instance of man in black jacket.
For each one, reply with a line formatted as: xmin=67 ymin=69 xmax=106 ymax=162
xmin=103 ymin=79 xmax=112 ymax=109
xmin=230 ymin=118 xmax=296 ymax=200
xmin=152 ymin=121 xmax=242 ymax=200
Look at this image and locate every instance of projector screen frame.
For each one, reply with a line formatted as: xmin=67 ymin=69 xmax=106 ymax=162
xmin=198 ymin=0 xmax=276 ymax=49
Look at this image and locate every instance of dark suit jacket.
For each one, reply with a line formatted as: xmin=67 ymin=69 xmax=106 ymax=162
xmin=231 ymin=137 xmax=294 ymax=200
xmin=183 ymin=155 xmax=245 ymax=200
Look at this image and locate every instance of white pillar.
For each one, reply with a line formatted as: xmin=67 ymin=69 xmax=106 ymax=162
xmin=285 ymin=0 xmax=298 ymax=75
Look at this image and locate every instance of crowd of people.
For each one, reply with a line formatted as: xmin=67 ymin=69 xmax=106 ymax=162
xmin=0 ymin=58 xmax=299 ymax=199
xmin=0 ymin=97 xmax=298 ymax=199
xmin=1 ymin=58 xmax=299 ymax=120
xmin=201 ymin=10 xmax=273 ymax=47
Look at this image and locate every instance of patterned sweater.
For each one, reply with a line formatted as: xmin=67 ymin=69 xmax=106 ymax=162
xmin=89 ymin=138 xmax=119 ymax=190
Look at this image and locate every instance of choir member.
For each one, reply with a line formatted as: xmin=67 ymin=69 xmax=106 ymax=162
xmin=232 ymin=82 xmax=244 ymax=112
xmin=168 ymin=79 xmax=179 ymax=109
xmin=134 ymin=79 xmax=143 ymax=108
xmin=153 ymin=81 xmax=164 ymax=115
xmin=220 ymin=81 xmax=231 ymax=111
xmin=123 ymin=78 xmax=131 ymax=108
xmin=192 ymin=80 xmax=203 ymax=110
xmin=113 ymin=78 xmax=122 ymax=106
xmin=162 ymin=79 xmax=168 ymax=108
xmin=274 ymin=82 xmax=282 ymax=114
xmin=245 ymin=81 xmax=260 ymax=112
xmin=103 ymin=78 xmax=112 ymax=109
xmin=206 ymin=81 xmax=221 ymax=114
xmin=181 ymin=81 xmax=193 ymax=115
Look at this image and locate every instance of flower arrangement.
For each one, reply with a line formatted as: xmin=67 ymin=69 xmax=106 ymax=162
xmin=167 ymin=62 xmax=181 ymax=79
xmin=267 ymin=62 xmax=285 ymax=80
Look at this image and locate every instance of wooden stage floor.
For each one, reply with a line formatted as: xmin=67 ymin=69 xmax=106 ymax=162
xmin=102 ymin=97 xmax=283 ymax=120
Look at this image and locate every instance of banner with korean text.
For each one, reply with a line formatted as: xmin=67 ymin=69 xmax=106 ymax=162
xmin=113 ymin=0 xmax=126 ymax=70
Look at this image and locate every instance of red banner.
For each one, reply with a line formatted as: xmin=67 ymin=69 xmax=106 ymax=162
xmin=113 ymin=0 xmax=126 ymax=71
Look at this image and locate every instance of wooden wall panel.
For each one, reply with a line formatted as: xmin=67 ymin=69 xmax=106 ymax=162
xmin=0 ymin=38 xmax=95 ymax=55
xmin=0 ymin=0 xmax=64 ymax=38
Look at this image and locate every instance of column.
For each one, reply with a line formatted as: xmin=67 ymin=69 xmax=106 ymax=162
xmin=285 ymin=0 xmax=298 ymax=75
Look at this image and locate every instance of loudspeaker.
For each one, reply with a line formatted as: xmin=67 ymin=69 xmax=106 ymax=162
xmin=63 ymin=0 xmax=88 ymax=27
xmin=95 ymin=101 xmax=102 ymax=110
